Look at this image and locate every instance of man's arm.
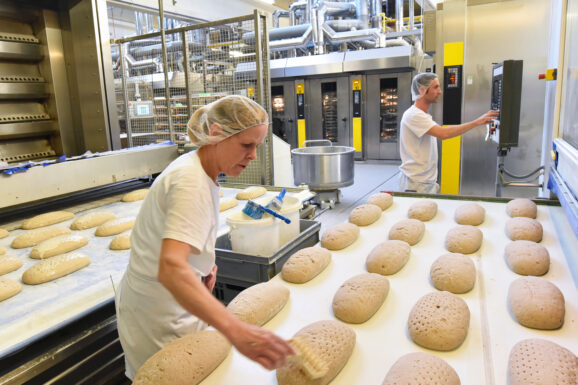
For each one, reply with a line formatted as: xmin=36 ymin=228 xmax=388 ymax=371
xmin=426 ymin=110 xmax=499 ymax=140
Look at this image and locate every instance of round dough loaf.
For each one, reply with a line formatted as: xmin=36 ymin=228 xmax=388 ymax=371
xmin=349 ymin=204 xmax=382 ymax=226
xmin=219 ymin=197 xmax=238 ymax=212
xmin=408 ymin=291 xmax=470 ymax=351
xmin=332 ymin=273 xmax=390 ymax=323
xmin=388 ymin=219 xmax=425 ymax=246
xmin=454 ymin=202 xmax=485 ymax=226
xmin=506 ymin=217 xmax=543 ymax=242
xmin=121 ymin=188 xmax=149 ymax=202
xmin=367 ymin=192 xmax=393 ymax=211
xmin=505 ymin=240 xmax=550 ymax=276
xmin=0 ymin=255 xmax=23 ymax=276
xmin=235 ymin=186 xmax=267 ymax=200
xmin=110 ymin=232 xmax=131 ymax=250
xmin=366 ymin=240 xmax=411 ymax=275
xmin=445 ymin=225 xmax=483 ymax=254
xmin=507 ymin=198 xmax=537 ymax=218
xmin=430 ymin=253 xmax=476 ymax=294
xmin=508 ymin=276 xmax=565 ymax=330
xmin=382 ymin=352 xmax=461 ymax=385
xmin=0 ymin=277 xmax=22 ymax=302
xmin=408 ymin=200 xmax=438 ymax=221
xmin=321 ymin=222 xmax=360 ymax=250
xmin=282 ymin=246 xmax=331 ymax=284
xmin=227 ymin=281 xmax=289 ymax=326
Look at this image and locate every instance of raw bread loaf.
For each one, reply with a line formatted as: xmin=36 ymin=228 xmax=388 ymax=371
xmin=365 ymin=240 xmax=411 ymax=275
xmin=382 ymin=352 xmax=461 ymax=385
xmin=0 ymin=246 xmax=4 ymax=255
xmin=367 ymin=192 xmax=393 ymax=211
xmin=22 ymin=211 xmax=74 ymax=229
xmin=282 ymin=246 xmax=331 ymax=283
xmin=70 ymin=211 xmax=116 ymax=230
xmin=505 ymin=240 xmax=550 ymax=276
xmin=508 ymin=338 xmax=577 ymax=385
xmin=506 ymin=217 xmax=543 ymax=242
xmin=95 ymin=217 xmax=136 ymax=237
xmin=22 ymin=252 xmax=91 ymax=285
xmin=30 ymin=234 xmax=88 ymax=259
xmin=388 ymin=219 xmax=425 ymax=246
xmin=445 ymin=225 xmax=483 ymax=254
xmin=227 ymin=281 xmax=289 ymax=326
xmin=219 ymin=197 xmax=238 ymax=212
xmin=508 ymin=276 xmax=565 ymax=330
xmin=133 ymin=330 xmax=231 ymax=385
xmin=110 ymin=232 xmax=131 ymax=250
xmin=408 ymin=200 xmax=438 ymax=221
xmin=506 ymin=198 xmax=537 ymax=218
xmin=348 ymin=203 xmax=382 ymax=226
xmin=408 ymin=291 xmax=470 ymax=351
xmin=332 ymin=273 xmax=390 ymax=323
xmin=321 ymin=222 xmax=360 ymax=250
xmin=0 ymin=228 xmax=9 ymax=239
xmin=0 ymin=255 xmax=23 ymax=276
xmin=11 ymin=226 xmax=71 ymax=249
xmin=0 ymin=278 xmax=22 ymax=302
xmin=454 ymin=202 xmax=485 ymax=226
xmin=121 ymin=188 xmax=149 ymax=202
xmin=430 ymin=253 xmax=476 ymax=294
xmin=277 ymin=320 xmax=356 ymax=385
xmin=236 ymin=186 xmax=267 ymax=200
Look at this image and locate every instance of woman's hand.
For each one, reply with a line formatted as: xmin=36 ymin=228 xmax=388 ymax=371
xmin=203 ymin=264 xmax=218 ymax=293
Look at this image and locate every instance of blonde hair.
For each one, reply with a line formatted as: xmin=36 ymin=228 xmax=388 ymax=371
xmin=187 ymin=95 xmax=269 ymax=146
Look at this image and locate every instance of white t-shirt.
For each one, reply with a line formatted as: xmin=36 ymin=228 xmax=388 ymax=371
xmin=399 ymin=104 xmax=438 ymax=184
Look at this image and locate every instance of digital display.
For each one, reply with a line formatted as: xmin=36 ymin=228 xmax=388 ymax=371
xmin=447 ymin=67 xmax=459 ymax=88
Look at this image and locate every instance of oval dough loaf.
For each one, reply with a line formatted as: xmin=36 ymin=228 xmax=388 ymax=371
xmin=70 ymin=211 xmax=116 ymax=230
xmin=382 ymin=352 xmax=461 ymax=385
xmin=506 ymin=217 xmax=543 ymax=242
xmin=332 ymin=273 xmax=390 ymax=323
xmin=11 ymin=226 xmax=71 ymax=249
xmin=367 ymin=192 xmax=393 ymax=211
xmin=388 ymin=219 xmax=425 ymax=246
xmin=236 ymin=186 xmax=267 ymax=200
xmin=22 ymin=211 xmax=75 ymax=230
xmin=110 ymin=232 xmax=131 ymax=250
xmin=505 ymin=240 xmax=550 ymax=276
xmin=133 ymin=330 xmax=231 ymax=385
xmin=508 ymin=276 xmax=565 ymax=330
xmin=30 ymin=234 xmax=88 ymax=259
xmin=508 ymin=338 xmax=577 ymax=385
xmin=321 ymin=222 xmax=360 ymax=251
xmin=0 ymin=255 xmax=23 ymax=276
xmin=408 ymin=291 xmax=470 ymax=351
xmin=506 ymin=198 xmax=537 ymax=218
xmin=219 ymin=197 xmax=238 ymax=212
xmin=430 ymin=253 xmax=476 ymax=294
xmin=454 ymin=202 xmax=485 ymax=225
xmin=121 ymin=188 xmax=149 ymax=202
xmin=227 ymin=281 xmax=289 ymax=326
xmin=95 ymin=217 xmax=136 ymax=237
xmin=445 ymin=225 xmax=483 ymax=254
xmin=366 ymin=240 xmax=411 ymax=275
xmin=0 ymin=278 xmax=22 ymax=302
xmin=277 ymin=320 xmax=356 ymax=385
xmin=408 ymin=200 xmax=438 ymax=221
xmin=282 ymin=246 xmax=331 ymax=283
xmin=0 ymin=228 xmax=9 ymax=239
xmin=349 ymin=204 xmax=382 ymax=226
xmin=22 ymin=252 xmax=91 ymax=285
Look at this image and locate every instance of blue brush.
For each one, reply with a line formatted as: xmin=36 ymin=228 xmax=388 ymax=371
xmin=242 ymin=200 xmax=291 ymax=224
xmin=265 ymin=188 xmax=287 ymax=211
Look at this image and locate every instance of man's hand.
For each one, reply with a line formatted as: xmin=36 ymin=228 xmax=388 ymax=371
xmin=203 ymin=264 xmax=218 ymax=293
xmin=477 ymin=110 xmax=500 ymax=125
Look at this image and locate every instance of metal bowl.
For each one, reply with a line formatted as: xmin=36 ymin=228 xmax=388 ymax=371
xmin=291 ymin=143 xmax=355 ymax=190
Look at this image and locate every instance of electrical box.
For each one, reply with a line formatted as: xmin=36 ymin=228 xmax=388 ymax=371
xmin=128 ymin=101 xmax=153 ymax=117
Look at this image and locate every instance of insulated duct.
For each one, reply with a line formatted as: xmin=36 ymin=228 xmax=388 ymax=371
xmin=273 ymin=9 xmax=289 ymax=28
xmin=313 ymin=1 xmax=358 ymax=53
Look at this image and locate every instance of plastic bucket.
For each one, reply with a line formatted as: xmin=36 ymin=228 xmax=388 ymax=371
xmin=226 ymin=211 xmax=279 ymax=257
xmin=278 ymin=196 xmax=302 ymax=246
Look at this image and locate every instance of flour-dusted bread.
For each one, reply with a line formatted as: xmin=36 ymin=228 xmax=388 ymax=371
xmin=382 ymin=352 xmax=461 ymax=385
xmin=277 ymin=320 xmax=356 ymax=385
xmin=408 ymin=200 xmax=438 ymax=221
xmin=21 ymin=211 xmax=75 ymax=230
xmin=110 ymin=232 xmax=131 ymax=250
xmin=95 ymin=217 xmax=136 ymax=237
xmin=321 ymin=222 xmax=360 ymax=251
xmin=219 ymin=197 xmax=238 ymax=212
xmin=70 ymin=211 xmax=116 ymax=230
xmin=22 ymin=252 xmax=91 ymax=285
xmin=30 ymin=234 xmax=88 ymax=259
xmin=505 ymin=240 xmax=550 ymax=276
xmin=121 ymin=188 xmax=149 ymax=202
xmin=508 ymin=339 xmax=577 ymax=385
xmin=506 ymin=198 xmax=537 ymax=218
xmin=133 ymin=330 xmax=231 ymax=385
xmin=508 ymin=276 xmax=565 ymax=330
xmin=349 ymin=204 xmax=382 ymax=226
xmin=0 ymin=278 xmax=22 ymax=302
xmin=282 ymin=246 xmax=331 ymax=283
xmin=445 ymin=225 xmax=483 ymax=254
xmin=236 ymin=186 xmax=267 ymax=200
xmin=332 ymin=273 xmax=390 ymax=324
xmin=506 ymin=217 xmax=543 ymax=242
xmin=367 ymin=192 xmax=393 ymax=211
xmin=430 ymin=253 xmax=476 ymax=294
xmin=454 ymin=202 xmax=485 ymax=226
xmin=0 ymin=255 xmax=23 ymax=276
xmin=388 ymin=219 xmax=425 ymax=246
xmin=227 ymin=281 xmax=289 ymax=326
xmin=0 ymin=228 xmax=9 ymax=239
xmin=408 ymin=291 xmax=470 ymax=351
xmin=366 ymin=240 xmax=411 ymax=275
xmin=11 ymin=226 xmax=71 ymax=249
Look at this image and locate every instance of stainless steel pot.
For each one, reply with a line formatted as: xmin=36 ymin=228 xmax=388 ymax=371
xmin=291 ymin=140 xmax=355 ymax=190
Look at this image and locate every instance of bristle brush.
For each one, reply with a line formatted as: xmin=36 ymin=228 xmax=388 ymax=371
xmin=288 ymin=337 xmax=328 ymax=380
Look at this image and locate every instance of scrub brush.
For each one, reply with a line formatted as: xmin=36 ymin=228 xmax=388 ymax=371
xmin=241 ymin=200 xmax=291 ymax=224
xmin=288 ymin=337 xmax=328 ymax=379
xmin=265 ymin=188 xmax=287 ymax=211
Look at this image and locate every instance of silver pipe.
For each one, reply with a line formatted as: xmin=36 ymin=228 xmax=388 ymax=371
xmin=158 ymin=0 xmax=175 ymax=142
xmin=396 ymin=0 xmax=403 ymax=32
xmin=356 ymin=0 xmax=369 ymax=25
xmin=322 ymin=22 xmax=380 ymax=44
xmin=326 ymin=19 xmax=366 ymax=32
xmin=290 ymin=1 xmax=307 ymax=25
xmin=243 ymin=24 xmax=310 ymax=43
xmin=124 ymin=52 xmax=158 ymax=69
xmin=370 ymin=0 xmax=381 ymax=28
xmin=409 ymin=0 xmax=414 ymax=31
xmin=269 ymin=24 xmax=313 ymax=51
xmin=314 ymin=1 xmax=358 ymax=54
xmin=272 ymin=9 xmax=289 ymax=28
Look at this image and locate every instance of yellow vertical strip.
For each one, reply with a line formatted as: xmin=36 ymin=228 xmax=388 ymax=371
xmin=444 ymin=42 xmax=464 ymax=66
xmin=352 ymin=117 xmax=362 ymax=152
xmin=441 ymin=134 xmax=461 ymax=194
xmin=297 ymin=119 xmax=306 ymax=148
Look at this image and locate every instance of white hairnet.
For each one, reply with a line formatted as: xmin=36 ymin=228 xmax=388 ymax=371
xmin=411 ymin=72 xmax=438 ymax=101
xmin=187 ymin=95 xmax=269 ymax=146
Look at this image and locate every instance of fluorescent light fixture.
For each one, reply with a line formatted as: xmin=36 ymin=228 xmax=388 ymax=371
xmin=229 ymin=50 xmax=244 ymax=57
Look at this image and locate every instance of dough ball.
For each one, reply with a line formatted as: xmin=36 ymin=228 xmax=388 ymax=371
xmin=382 ymin=352 xmax=461 ymax=385
xmin=367 ymin=192 xmax=393 ymax=211
xmin=508 ymin=276 xmax=565 ymax=330
xmin=321 ymin=222 xmax=360 ymax=251
xmin=408 ymin=200 xmax=438 ymax=221
xmin=505 ymin=240 xmax=550 ymax=276
xmin=454 ymin=203 xmax=485 ymax=225
xmin=445 ymin=225 xmax=483 ymax=254
xmin=430 ymin=253 xmax=476 ymax=294
xmin=332 ymin=273 xmax=390 ymax=324
xmin=349 ymin=204 xmax=382 ymax=226
xmin=506 ymin=217 xmax=543 ymax=242
xmin=388 ymin=219 xmax=425 ymax=246
xmin=282 ymin=246 xmax=331 ymax=284
xmin=366 ymin=240 xmax=411 ymax=275
xmin=507 ymin=198 xmax=537 ymax=218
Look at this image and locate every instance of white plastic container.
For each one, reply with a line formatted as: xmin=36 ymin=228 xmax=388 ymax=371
xmin=277 ymin=196 xmax=302 ymax=246
xmin=226 ymin=211 xmax=279 ymax=257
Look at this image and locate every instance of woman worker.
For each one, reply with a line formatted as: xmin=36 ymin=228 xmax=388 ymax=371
xmin=115 ymin=95 xmax=294 ymax=379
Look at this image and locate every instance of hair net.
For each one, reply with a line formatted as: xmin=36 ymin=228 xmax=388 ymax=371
xmin=411 ymin=72 xmax=438 ymax=101
xmin=187 ymin=95 xmax=269 ymax=146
